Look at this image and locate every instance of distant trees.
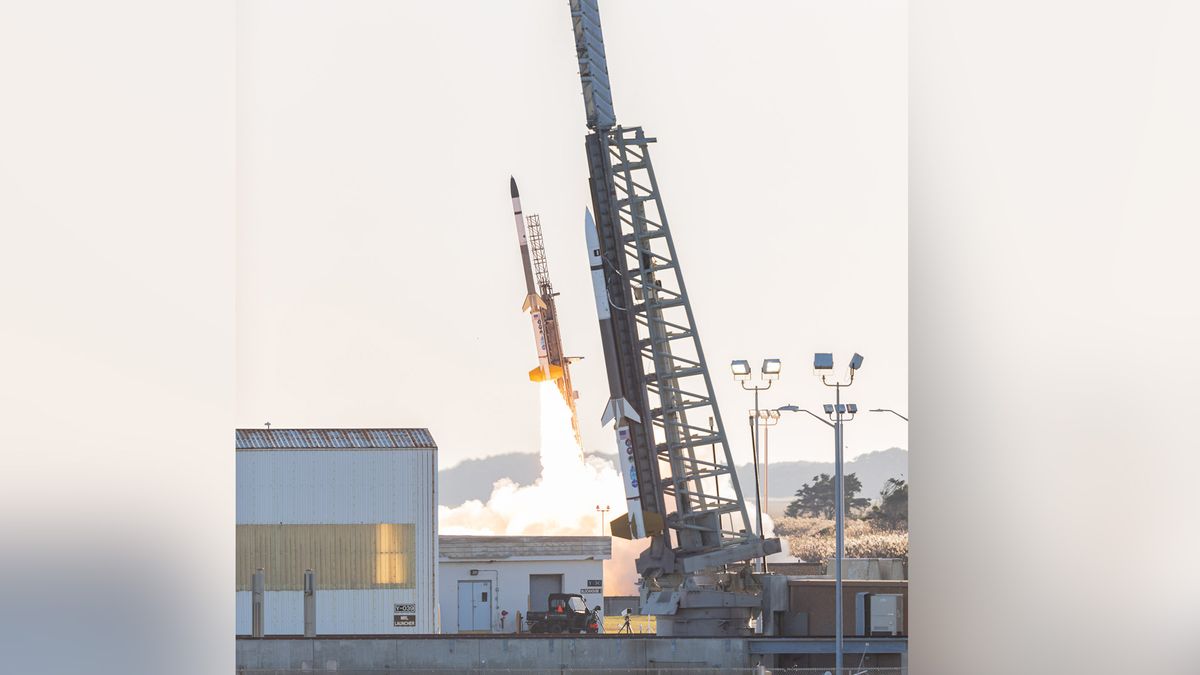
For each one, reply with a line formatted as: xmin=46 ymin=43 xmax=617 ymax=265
xmin=866 ymin=478 xmax=908 ymax=529
xmin=784 ymin=473 xmax=871 ymax=519
xmin=775 ymin=474 xmax=909 ymax=564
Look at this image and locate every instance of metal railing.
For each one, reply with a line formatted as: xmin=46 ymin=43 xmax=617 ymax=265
xmin=237 ymin=669 xmax=905 ymax=674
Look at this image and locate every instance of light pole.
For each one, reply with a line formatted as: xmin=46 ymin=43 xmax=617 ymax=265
xmin=779 ymin=351 xmax=864 ymax=675
xmin=731 ymin=358 xmax=781 ymax=573
xmin=869 ymin=408 xmax=908 ymax=422
xmin=595 ymin=505 xmax=610 ymax=536
xmin=752 ymin=409 xmax=781 ymax=519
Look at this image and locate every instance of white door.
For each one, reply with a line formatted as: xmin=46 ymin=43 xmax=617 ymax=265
xmin=457 ymin=580 xmax=492 ymax=632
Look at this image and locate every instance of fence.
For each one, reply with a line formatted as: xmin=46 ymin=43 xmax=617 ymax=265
xmin=237 ymin=670 xmax=905 ymax=675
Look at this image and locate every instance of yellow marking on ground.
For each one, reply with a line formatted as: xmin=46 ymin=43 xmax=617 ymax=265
xmin=602 ymin=614 xmax=657 ymax=634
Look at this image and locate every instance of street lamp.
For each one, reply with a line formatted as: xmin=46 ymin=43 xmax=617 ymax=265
xmin=780 ymin=351 xmax=864 ymax=675
xmin=869 ymin=408 xmax=909 ymax=422
xmin=752 ymin=409 xmax=781 ymax=519
xmin=731 ymin=358 xmax=781 ymax=573
xmin=595 ymin=505 xmax=610 ymax=536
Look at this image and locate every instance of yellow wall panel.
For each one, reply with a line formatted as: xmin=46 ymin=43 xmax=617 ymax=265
xmin=236 ymin=524 xmax=415 ymax=590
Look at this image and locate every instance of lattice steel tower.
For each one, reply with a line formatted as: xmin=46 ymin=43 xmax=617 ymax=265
xmin=569 ymin=0 xmax=780 ymax=636
xmin=526 ymin=213 xmax=582 ymax=446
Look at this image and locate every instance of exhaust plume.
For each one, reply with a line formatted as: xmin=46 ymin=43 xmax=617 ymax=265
xmin=439 ymin=383 xmax=793 ymax=592
xmin=439 ymin=383 xmax=637 ymax=592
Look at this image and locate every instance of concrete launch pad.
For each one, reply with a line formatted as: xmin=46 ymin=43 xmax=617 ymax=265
xmin=236 ymin=634 xmax=907 ymax=672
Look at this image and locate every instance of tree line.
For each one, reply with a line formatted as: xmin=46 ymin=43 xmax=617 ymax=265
xmin=784 ymin=473 xmax=907 ymax=528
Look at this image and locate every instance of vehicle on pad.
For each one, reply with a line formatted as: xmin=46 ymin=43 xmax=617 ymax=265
xmin=526 ymin=593 xmax=602 ymax=634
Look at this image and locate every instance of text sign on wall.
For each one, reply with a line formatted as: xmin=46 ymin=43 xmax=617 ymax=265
xmin=394 ymin=614 xmax=416 ymax=627
xmin=586 ymin=580 xmax=603 ymax=587
xmin=394 ymin=603 xmax=415 ymax=613
xmin=579 ymin=588 xmax=602 ymax=594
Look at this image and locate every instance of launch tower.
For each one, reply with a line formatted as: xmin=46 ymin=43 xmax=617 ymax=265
xmin=569 ymin=0 xmax=781 ymax=636
xmin=526 ymin=213 xmax=582 ymax=445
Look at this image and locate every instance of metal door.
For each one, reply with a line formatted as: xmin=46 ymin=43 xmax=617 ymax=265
xmin=457 ymin=580 xmax=492 ymax=632
xmin=528 ymin=574 xmax=562 ymax=611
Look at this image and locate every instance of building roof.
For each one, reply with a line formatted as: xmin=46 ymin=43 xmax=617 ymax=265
xmin=439 ymin=535 xmax=612 ymax=561
xmin=235 ymin=428 xmax=436 ymax=450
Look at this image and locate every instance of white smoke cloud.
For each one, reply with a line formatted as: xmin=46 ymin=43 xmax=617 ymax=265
xmin=710 ymin=475 xmax=797 ymax=565
xmin=438 ymin=383 xmax=792 ymax=592
xmin=759 ymin=511 xmax=797 ymax=564
xmin=439 ymin=383 xmax=639 ymax=592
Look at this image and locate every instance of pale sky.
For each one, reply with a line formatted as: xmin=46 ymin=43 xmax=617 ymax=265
xmin=236 ymin=0 xmax=907 ymax=469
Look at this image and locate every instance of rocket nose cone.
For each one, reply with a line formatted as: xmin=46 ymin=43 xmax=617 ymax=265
xmin=510 ymin=176 xmax=519 ymax=198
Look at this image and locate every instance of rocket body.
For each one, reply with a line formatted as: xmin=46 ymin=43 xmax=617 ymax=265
xmin=511 ymin=177 xmax=552 ymax=381
xmin=585 ymin=207 xmax=646 ymax=540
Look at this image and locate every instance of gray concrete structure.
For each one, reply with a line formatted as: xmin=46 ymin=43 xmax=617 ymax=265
xmin=237 ymin=636 xmax=752 ymax=671
xmin=236 ymin=635 xmax=907 ymax=672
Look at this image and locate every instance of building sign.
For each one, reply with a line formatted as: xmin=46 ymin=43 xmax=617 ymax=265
xmin=586 ymin=580 xmax=603 ymax=587
xmin=394 ymin=614 xmax=416 ymax=627
xmin=394 ymin=603 xmax=415 ymax=613
xmin=579 ymin=588 xmax=601 ymax=594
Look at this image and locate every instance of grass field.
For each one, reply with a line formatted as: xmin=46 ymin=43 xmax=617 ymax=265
xmin=601 ymin=614 xmax=657 ymax=634
xmin=773 ymin=516 xmax=908 ymax=562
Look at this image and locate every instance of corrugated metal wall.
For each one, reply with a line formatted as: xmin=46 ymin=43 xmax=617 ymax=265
xmin=235 ymin=589 xmax=425 ymax=635
xmin=236 ymin=524 xmax=416 ymax=590
xmin=236 ymin=448 xmax=437 ymax=634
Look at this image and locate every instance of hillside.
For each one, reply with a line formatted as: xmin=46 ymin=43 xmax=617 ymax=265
xmin=736 ymin=446 xmax=908 ymax=504
xmin=439 ymin=447 xmax=907 ymax=508
xmin=437 ymin=452 xmax=543 ymax=507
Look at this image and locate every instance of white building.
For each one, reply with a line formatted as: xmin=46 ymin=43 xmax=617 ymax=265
xmin=439 ymin=535 xmax=611 ymax=634
xmin=235 ymin=428 xmax=438 ymax=634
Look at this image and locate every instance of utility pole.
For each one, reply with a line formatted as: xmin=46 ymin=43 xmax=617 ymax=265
xmin=779 ymin=351 xmax=865 ymax=674
xmin=595 ymin=505 xmax=610 ymax=536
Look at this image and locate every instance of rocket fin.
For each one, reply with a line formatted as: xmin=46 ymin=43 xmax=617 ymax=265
xmin=601 ymin=397 xmax=641 ymax=426
xmin=522 ymin=293 xmax=548 ymax=312
xmin=611 ymin=509 xmax=662 ymax=540
xmin=642 ymin=509 xmax=664 ymax=536
xmin=610 ymin=514 xmax=632 ymax=540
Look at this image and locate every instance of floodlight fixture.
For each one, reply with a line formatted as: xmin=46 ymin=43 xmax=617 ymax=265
xmin=813 ymin=353 xmax=834 ymax=372
xmin=823 ymin=404 xmax=835 ymax=414
xmin=846 ymin=403 xmax=858 ymax=414
xmin=761 ymin=358 xmax=782 ymax=380
xmin=731 ymin=359 xmax=752 ymax=380
xmin=778 ymin=405 xmax=800 ymax=413
xmin=835 ymin=404 xmax=847 ymax=414
xmin=849 ymin=353 xmax=864 ymax=371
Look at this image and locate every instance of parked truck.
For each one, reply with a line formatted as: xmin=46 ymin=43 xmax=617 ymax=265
xmin=526 ymin=593 xmax=602 ymax=634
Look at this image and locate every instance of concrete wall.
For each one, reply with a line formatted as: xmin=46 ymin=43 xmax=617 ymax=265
xmin=237 ymin=636 xmax=753 ymax=671
xmin=439 ymin=559 xmax=605 ymax=634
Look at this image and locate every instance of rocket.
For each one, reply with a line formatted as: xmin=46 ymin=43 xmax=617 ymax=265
xmin=512 ymin=177 xmax=545 ymax=314
xmin=585 ymin=207 xmax=647 ymax=540
xmin=511 ymin=177 xmax=561 ymax=384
